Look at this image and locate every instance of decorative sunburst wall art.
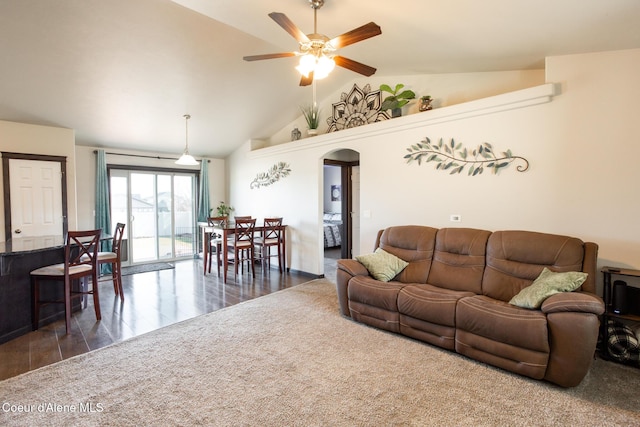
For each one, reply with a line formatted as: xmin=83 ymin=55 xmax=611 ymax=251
xmin=326 ymin=84 xmax=390 ymax=132
xmin=404 ymin=137 xmax=529 ymax=176
xmin=250 ymin=162 xmax=292 ymax=189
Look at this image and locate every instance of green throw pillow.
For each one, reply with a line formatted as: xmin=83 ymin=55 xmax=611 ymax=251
xmin=356 ymin=248 xmax=409 ymax=282
xmin=509 ymin=267 xmax=588 ymax=309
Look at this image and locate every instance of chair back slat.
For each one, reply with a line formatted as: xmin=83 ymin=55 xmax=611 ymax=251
xmin=207 ymin=216 xmax=227 ymax=239
xmin=112 ymin=223 xmax=125 ymax=255
xmin=263 ymin=217 xmax=283 ymax=240
xmin=234 ymin=218 xmax=256 ymax=244
xmin=67 ymin=229 xmax=101 ymax=268
xmin=207 ymin=216 xmax=228 ymax=227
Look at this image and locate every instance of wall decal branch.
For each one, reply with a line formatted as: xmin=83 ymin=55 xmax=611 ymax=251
xmin=250 ymin=162 xmax=291 ymax=189
xmin=404 ymin=137 xmax=529 ymax=176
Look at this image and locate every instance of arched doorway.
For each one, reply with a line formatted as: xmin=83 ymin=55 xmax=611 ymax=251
xmin=322 ymin=149 xmax=360 ymax=279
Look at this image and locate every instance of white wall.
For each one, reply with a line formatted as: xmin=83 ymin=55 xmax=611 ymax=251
xmin=227 ymin=48 xmax=640 ymax=294
xmin=0 ymin=120 xmax=77 ymax=241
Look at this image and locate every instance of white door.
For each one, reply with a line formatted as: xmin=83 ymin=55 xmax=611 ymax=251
xmin=9 ymin=159 xmax=63 ymax=238
xmin=351 ymin=165 xmax=360 ymax=257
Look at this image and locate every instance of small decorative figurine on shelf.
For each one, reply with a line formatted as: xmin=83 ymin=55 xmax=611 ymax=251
xmin=419 ymin=95 xmax=433 ymax=112
xmin=291 ymin=127 xmax=302 ymax=141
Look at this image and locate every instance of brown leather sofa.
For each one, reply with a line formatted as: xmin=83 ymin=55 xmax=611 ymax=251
xmin=336 ymin=226 xmax=605 ymax=387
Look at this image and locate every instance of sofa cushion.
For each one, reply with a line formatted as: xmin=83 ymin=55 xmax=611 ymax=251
xmin=398 ymin=284 xmax=475 ymax=327
xmin=377 ymin=225 xmax=437 ymax=284
xmin=347 ymin=275 xmax=406 ymax=332
xmin=427 ymin=227 xmax=491 ymax=293
xmin=482 ymin=230 xmax=586 ymax=302
xmin=456 ymin=295 xmax=549 ymax=353
xmin=456 ymin=295 xmax=550 ymax=380
xmin=509 ymin=268 xmax=587 ymax=309
xmin=356 ymin=248 xmax=408 ymax=282
xmin=398 ymin=284 xmax=475 ymax=350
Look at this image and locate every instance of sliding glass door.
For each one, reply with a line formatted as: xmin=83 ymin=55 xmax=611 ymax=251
xmin=110 ymin=168 xmax=197 ymax=264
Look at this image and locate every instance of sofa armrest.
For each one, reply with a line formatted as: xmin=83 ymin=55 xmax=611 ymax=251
xmin=336 ymin=259 xmax=370 ymax=317
xmin=543 ymin=292 xmax=603 ymax=386
xmin=337 ymin=259 xmax=369 ymax=277
xmin=541 ymin=292 xmax=604 ymax=315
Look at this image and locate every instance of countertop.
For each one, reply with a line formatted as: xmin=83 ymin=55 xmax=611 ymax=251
xmin=0 ymin=236 xmax=65 ymax=255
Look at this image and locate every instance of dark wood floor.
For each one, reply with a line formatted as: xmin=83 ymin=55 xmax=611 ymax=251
xmin=0 ymin=256 xmax=338 ymax=381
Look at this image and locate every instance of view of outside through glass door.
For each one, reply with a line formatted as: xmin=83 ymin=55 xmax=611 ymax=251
xmin=110 ymin=169 xmax=196 ymax=264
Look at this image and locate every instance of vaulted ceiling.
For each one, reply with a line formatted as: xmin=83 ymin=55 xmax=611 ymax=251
xmin=1 ymin=0 xmax=639 ymax=158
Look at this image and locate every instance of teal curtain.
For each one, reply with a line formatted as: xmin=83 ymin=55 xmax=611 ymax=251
xmin=95 ymin=150 xmax=112 ymax=273
xmin=197 ymin=159 xmax=210 ymax=222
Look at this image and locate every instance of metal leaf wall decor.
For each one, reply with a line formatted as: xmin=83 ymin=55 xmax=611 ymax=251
xmin=404 ymin=137 xmax=529 ymax=176
xmin=250 ymin=162 xmax=291 ymax=189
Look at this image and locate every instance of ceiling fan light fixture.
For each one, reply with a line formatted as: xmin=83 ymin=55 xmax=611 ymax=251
xmin=295 ymin=53 xmax=316 ymax=77
xmin=244 ymin=1 xmax=381 ymax=86
xmin=295 ymin=53 xmax=335 ymax=79
xmin=175 ymin=114 xmax=199 ymax=166
xmin=314 ymin=54 xmax=335 ymax=79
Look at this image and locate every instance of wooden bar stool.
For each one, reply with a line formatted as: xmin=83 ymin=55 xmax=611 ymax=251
xmin=206 ymin=216 xmax=227 ymax=276
xmin=255 ymin=217 xmax=284 ymax=273
xmin=226 ymin=218 xmax=256 ymax=281
xmin=89 ymin=223 xmax=126 ymax=301
xmin=30 ymin=229 xmax=102 ymax=334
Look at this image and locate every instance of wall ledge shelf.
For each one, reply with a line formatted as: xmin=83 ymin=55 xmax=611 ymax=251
xmin=248 ymin=83 xmax=557 ymax=159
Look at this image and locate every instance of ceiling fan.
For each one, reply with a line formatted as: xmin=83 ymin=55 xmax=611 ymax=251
xmin=243 ymin=0 xmax=381 ymax=86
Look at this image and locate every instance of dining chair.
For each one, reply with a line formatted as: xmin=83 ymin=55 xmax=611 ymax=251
xmin=88 ymin=223 xmax=126 ymax=301
xmin=226 ymin=217 xmax=257 ymax=281
xmin=255 ymin=217 xmax=284 ymax=273
xmin=206 ymin=216 xmax=227 ymax=276
xmin=30 ymin=229 xmax=102 ymax=334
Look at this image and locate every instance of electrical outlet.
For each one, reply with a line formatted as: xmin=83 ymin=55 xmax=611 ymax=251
xmin=450 ymin=214 xmax=461 ymax=222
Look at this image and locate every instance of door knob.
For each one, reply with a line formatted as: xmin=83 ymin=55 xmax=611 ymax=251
xmin=14 ymin=229 xmax=22 ymax=234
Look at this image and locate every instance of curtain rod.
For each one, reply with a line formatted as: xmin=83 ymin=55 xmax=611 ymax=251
xmin=93 ymin=150 xmax=209 ymax=162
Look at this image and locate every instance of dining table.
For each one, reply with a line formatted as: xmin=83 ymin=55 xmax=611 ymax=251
xmin=198 ymin=221 xmax=287 ymax=283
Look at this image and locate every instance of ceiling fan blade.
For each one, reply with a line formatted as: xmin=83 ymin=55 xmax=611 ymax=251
xmin=269 ymin=12 xmax=310 ymax=44
xmin=299 ymin=71 xmax=314 ymax=87
xmin=334 ymin=56 xmax=377 ymax=77
xmin=328 ymin=22 xmax=381 ymax=49
xmin=243 ymin=52 xmax=297 ymax=61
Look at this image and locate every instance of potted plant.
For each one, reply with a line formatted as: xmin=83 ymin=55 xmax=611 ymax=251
xmin=380 ymin=83 xmax=416 ymax=117
xmin=212 ymin=201 xmax=234 ymax=217
xmin=301 ymin=104 xmax=320 ymax=136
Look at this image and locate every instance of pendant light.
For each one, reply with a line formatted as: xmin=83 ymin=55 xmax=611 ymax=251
xmin=175 ymin=114 xmax=198 ymax=165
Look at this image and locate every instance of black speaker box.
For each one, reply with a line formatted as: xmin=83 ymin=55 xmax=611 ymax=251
xmin=612 ymin=280 xmax=628 ymax=314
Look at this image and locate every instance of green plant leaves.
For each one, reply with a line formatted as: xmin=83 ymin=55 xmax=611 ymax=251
xmin=396 ymin=90 xmax=416 ymax=100
xmin=379 ymin=83 xmax=416 ymax=111
xmin=300 ymin=105 xmax=320 ymax=128
xmin=404 ymin=137 xmax=529 ymax=176
xmin=380 ymin=84 xmax=395 ymax=94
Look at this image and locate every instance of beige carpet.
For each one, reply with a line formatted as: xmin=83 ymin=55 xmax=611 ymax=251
xmin=1 ymin=279 xmax=639 ymax=426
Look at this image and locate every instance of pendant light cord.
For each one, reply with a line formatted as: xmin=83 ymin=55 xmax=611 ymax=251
xmin=184 ymin=114 xmax=191 ymax=152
